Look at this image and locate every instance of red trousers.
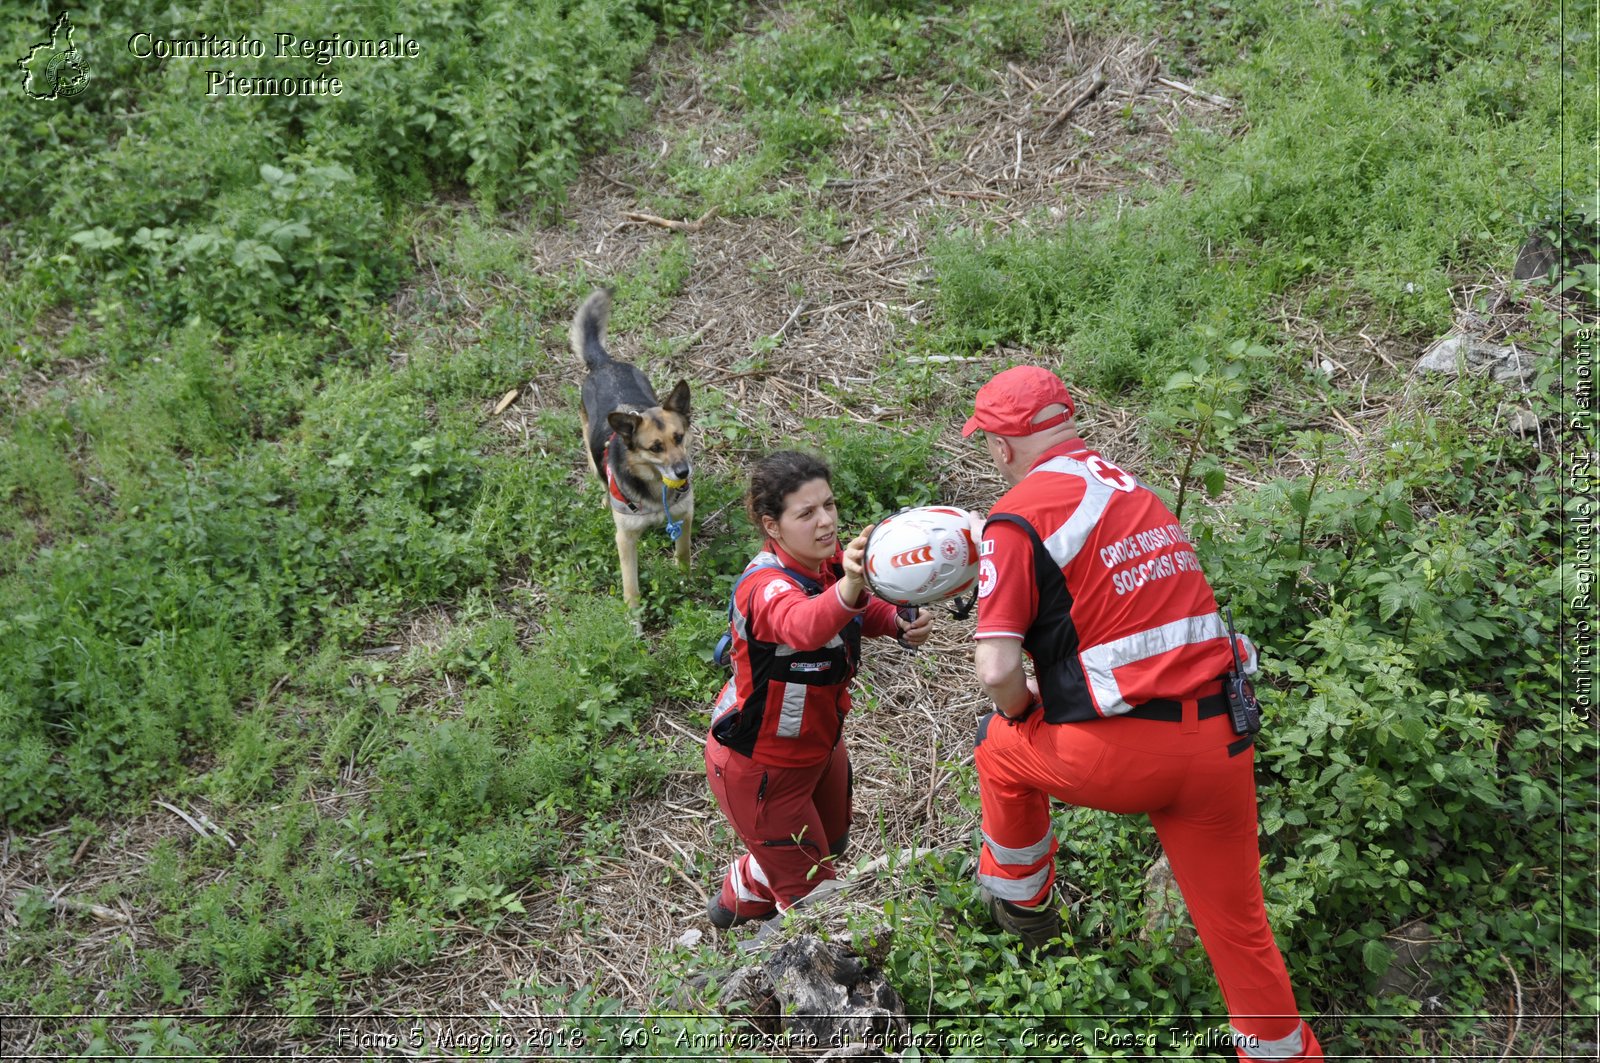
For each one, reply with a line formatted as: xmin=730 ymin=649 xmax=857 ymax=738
xmin=705 ymin=735 xmax=851 ymax=919
xmin=974 ymin=698 xmax=1323 ymax=1062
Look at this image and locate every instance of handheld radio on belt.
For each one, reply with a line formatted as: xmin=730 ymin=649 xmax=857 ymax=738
xmin=1224 ymin=607 xmax=1262 ymax=736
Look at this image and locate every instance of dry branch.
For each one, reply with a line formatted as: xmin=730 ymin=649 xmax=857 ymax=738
xmin=936 ymin=186 xmax=1008 ymax=202
xmin=675 ymin=317 xmax=718 ymax=351
xmin=1155 ymin=75 xmax=1233 ymax=108
xmin=772 ymin=301 xmax=808 ymax=340
xmin=190 ymin=807 xmax=237 ymax=849
xmin=47 ymin=894 xmax=130 ymax=924
xmin=491 ymin=388 xmax=520 ymax=416
xmin=621 ymin=206 xmax=720 ymax=232
xmin=1044 ymin=68 xmax=1108 ymax=134
xmin=1007 ymin=62 xmax=1041 ymax=93
xmin=153 ymin=800 xmax=217 ymax=844
xmin=635 ymin=846 xmax=709 ymax=905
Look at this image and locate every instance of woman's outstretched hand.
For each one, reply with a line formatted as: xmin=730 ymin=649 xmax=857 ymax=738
xmin=839 ymin=525 xmax=873 ymax=606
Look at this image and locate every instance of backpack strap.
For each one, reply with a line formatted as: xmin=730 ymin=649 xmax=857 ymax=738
xmin=713 ymin=559 xmax=825 ymax=667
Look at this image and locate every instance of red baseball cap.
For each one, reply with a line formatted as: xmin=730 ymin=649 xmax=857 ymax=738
xmin=961 ymin=365 xmax=1076 ymax=438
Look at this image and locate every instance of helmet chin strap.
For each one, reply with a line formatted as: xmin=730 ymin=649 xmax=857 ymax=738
xmin=948 ymin=586 xmax=977 ymax=621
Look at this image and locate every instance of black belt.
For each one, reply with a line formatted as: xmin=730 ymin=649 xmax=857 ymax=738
xmin=1125 ymin=691 xmax=1229 ymax=722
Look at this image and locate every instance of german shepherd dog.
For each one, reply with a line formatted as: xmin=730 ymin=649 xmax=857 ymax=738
xmin=573 ymin=289 xmax=693 ymax=609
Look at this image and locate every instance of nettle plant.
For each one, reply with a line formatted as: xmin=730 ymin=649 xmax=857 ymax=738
xmin=1527 ymin=188 xmax=1600 ymax=306
xmin=1187 ymin=386 xmax=1576 ymax=1006
xmin=68 ymin=160 xmax=404 ymax=331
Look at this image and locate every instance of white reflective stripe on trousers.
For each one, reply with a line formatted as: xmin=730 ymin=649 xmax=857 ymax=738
xmin=1233 ymin=1022 xmax=1305 ymax=1060
xmin=729 ymin=858 xmax=765 ymax=904
xmin=977 ymin=864 xmax=1051 ymax=903
xmin=982 ymin=829 xmax=1052 ymax=867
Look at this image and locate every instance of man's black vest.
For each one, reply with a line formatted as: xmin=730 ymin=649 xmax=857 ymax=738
xmin=985 ymin=514 xmax=1102 ymax=723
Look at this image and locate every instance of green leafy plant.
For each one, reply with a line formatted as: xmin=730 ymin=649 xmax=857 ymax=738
xmin=1524 ymin=189 xmax=1600 ymax=306
xmin=441 ymin=883 xmax=527 ymax=929
xmin=810 ymin=420 xmax=940 ymax=521
xmin=79 ymin=1017 xmax=215 ymax=1058
xmin=1149 ymin=339 xmax=1261 ymax=519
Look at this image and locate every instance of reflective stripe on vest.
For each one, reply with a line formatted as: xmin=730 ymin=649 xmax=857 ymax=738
xmin=1079 ymin=612 xmax=1259 ymax=716
xmin=776 ymin=680 xmax=808 ymax=738
xmin=729 ymin=551 xmax=786 ymax=643
xmin=774 ymin=636 xmax=846 ymax=654
xmin=1081 ymin=611 xmax=1235 ymax=717
xmin=1032 ymin=454 xmax=1118 ymax=568
xmin=711 ymin=680 xmax=739 ymax=724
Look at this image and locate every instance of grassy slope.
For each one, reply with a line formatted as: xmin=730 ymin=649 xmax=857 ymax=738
xmin=1 ymin=0 xmax=1594 ymax=1056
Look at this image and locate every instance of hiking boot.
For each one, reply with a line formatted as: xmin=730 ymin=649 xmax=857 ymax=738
xmin=982 ymin=888 xmax=1062 ymax=953
xmin=706 ymin=893 xmax=769 ymax=929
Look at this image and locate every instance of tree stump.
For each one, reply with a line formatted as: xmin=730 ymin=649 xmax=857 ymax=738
xmin=718 ymin=934 xmax=909 ymax=1060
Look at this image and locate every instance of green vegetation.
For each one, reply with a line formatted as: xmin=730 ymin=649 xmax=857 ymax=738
xmin=928 ymin=0 xmax=1581 ymax=388
xmin=2 ymin=0 xmax=1593 ymax=1057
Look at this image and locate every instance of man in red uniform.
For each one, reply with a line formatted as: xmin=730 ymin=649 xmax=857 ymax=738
xmin=963 ymin=366 xmax=1323 ymax=1061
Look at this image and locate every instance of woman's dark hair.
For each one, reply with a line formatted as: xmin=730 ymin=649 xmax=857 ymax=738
xmin=747 ymin=450 xmax=832 ymax=530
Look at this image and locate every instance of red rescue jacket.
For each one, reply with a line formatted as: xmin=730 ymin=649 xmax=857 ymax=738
xmin=710 ymin=542 xmax=901 ymax=767
xmin=976 ymin=440 xmax=1257 ymax=721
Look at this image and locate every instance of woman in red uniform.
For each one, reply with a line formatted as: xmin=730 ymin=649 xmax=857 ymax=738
xmin=705 ymin=450 xmax=933 ymax=927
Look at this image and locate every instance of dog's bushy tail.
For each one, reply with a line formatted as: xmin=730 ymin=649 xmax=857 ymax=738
xmin=571 ymin=289 xmax=613 ymax=370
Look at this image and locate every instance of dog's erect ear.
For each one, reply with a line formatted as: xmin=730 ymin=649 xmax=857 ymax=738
xmin=662 ymin=380 xmax=691 ymax=422
xmin=607 ymin=410 xmax=642 ymax=443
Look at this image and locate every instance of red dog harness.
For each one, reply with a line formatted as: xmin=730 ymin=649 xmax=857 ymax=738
xmin=604 ymin=456 xmax=638 ymax=513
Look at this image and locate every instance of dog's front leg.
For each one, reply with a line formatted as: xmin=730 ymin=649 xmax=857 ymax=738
xmin=616 ymin=523 xmax=644 ymax=609
xmin=675 ymin=498 xmax=693 ymax=573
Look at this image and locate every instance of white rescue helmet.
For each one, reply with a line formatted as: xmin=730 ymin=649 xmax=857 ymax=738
xmin=863 ymin=505 xmax=982 ymax=607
